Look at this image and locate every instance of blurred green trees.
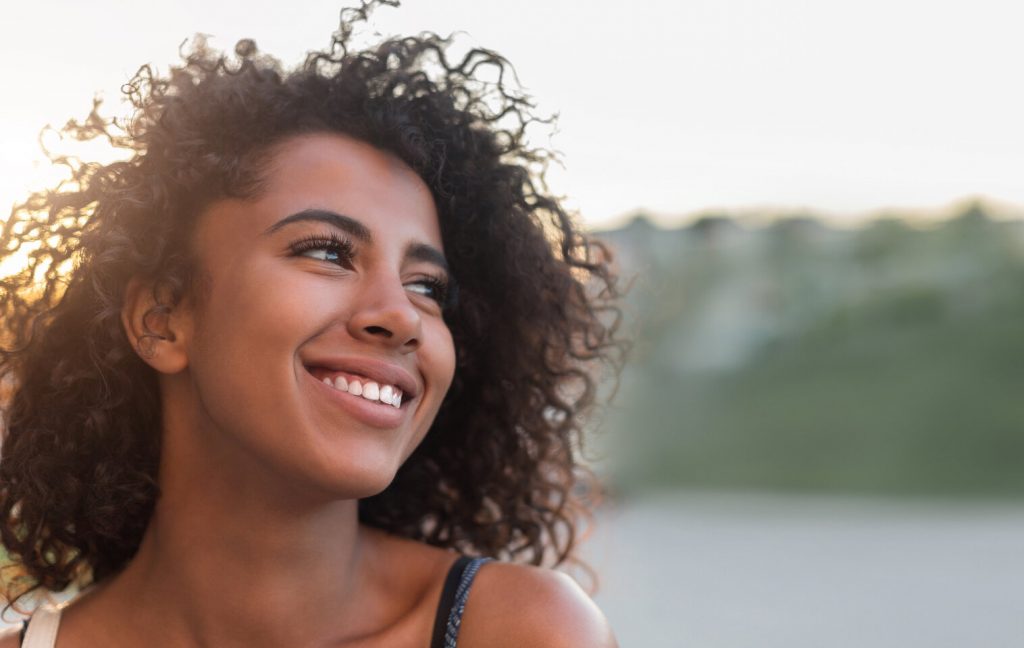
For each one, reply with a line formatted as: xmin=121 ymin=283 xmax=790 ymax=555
xmin=598 ymin=202 xmax=1024 ymax=496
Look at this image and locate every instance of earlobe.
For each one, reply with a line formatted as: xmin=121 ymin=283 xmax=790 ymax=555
xmin=121 ymin=277 xmax=191 ymax=374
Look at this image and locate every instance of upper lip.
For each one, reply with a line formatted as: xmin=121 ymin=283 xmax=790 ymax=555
xmin=303 ymin=355 xmax=420 ymax=399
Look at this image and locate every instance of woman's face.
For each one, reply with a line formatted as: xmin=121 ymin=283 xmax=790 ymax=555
xmin=175 ymin=132 xmax=456 ymax=498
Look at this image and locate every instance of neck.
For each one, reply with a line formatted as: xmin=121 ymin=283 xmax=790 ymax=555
xmin=120 ymin=492 xmax=368 ymax=646
xmin=97 ymin=388 xmax=392 ymax=647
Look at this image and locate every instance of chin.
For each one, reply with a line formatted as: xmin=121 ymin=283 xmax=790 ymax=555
xmin=304 ymin=453 xmax=405 ymax=502
xmin=342 ymin=471 xmax=398 ymax=501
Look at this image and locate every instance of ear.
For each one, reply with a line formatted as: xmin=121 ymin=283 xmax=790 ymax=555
xmin=121 ymin=277 xmax=191 ymax=374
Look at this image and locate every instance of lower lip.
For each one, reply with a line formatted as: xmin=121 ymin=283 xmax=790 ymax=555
xmin=303 ymin=369 xmax=408 ymax=429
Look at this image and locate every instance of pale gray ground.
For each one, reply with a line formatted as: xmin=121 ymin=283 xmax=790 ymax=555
xmin=582 ymin=492 xmax=1024 ymax=648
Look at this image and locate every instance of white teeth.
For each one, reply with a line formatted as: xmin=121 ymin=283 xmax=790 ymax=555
xmin=319 ymin=372 xmax=404 ymax=407
xmin=363 ymin=382 xmax=380 ymax=401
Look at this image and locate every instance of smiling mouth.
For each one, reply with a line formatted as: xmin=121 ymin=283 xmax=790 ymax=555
xmin=306 ymin=367 xmax=406 ymax=409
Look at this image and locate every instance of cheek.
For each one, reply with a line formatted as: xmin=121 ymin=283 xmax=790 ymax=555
xmin=195 ymin=256 xmax=337 ymax=340
xmin=427 ymin=323 xmax=457 ymax=393
xmin=403 ymin=323 xmax=455 ymax=449
xmin=186 ymin=265 xmax=328 ymax=419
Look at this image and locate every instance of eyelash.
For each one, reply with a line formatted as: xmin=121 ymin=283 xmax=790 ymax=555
xmin=288 ymin=232 xmax=453 ymax=307
xmin=288 ymin=232 xmax=355 ymax=266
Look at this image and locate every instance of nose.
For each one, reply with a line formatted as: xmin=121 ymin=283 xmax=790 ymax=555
xmin=347 ymin=275 xmax=422 ymax=351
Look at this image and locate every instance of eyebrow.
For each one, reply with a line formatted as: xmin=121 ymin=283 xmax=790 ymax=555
xmin=263 ymin=208 xmax=372 ymax=242
xmin=265 ymin=207 xmax=449 ymax=273
xmin=406 ymin=242 xmax=449 ymax=273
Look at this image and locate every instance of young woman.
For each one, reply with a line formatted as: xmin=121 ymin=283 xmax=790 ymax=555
xmin=0 ymin=3 xmax=623 ymax=646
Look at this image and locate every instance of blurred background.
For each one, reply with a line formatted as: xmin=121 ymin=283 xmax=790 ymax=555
xmin=3 ymin=1 xmax=1023 ymax=645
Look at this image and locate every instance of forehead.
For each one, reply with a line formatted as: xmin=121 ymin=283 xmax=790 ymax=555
xmin=250 ymin=132 xmax=441 ymax=246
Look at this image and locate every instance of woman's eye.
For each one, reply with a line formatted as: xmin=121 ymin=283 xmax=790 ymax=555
xmin=301 ymin=247 xmax=343 ymax=263
xmin=405 ymin=277 xmax=449 ymax=305
xmin=289 ymin=234 xmax=354 ymax=267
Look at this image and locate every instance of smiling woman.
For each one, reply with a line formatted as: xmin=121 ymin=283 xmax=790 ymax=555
xmin=0 ymin=1 xmax=623 ymax=647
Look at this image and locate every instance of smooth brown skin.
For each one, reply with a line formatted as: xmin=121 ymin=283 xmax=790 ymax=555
xmin=0 ymin=134 xmax=616 ymax=647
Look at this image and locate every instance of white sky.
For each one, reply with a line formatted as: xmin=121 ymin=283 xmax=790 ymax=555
xmin=1 ymin=0 xmax=1022 ymax=228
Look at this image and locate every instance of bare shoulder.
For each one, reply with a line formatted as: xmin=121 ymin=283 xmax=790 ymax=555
xmin=0 ymin=625 xmax=21 ymax=648
xmin=458 ymin=562 xmax=618 ymax=648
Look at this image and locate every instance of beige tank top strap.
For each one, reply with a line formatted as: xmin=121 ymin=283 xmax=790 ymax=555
xmin=22 ymin=606 xmax=62 ymax=648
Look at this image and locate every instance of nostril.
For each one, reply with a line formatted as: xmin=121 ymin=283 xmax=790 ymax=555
xmin=364 ymin=325 xmax=392 ymax=337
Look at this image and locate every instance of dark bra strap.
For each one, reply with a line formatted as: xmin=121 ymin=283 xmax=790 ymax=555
xmin=430 ymin=556 xmax=472 ymax=648
xmin=429 ymin=556 xmax=491 ymax=648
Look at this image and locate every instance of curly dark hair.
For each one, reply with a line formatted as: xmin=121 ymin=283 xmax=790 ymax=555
xmin=0 ymin=0 xmax=623 ymax=607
